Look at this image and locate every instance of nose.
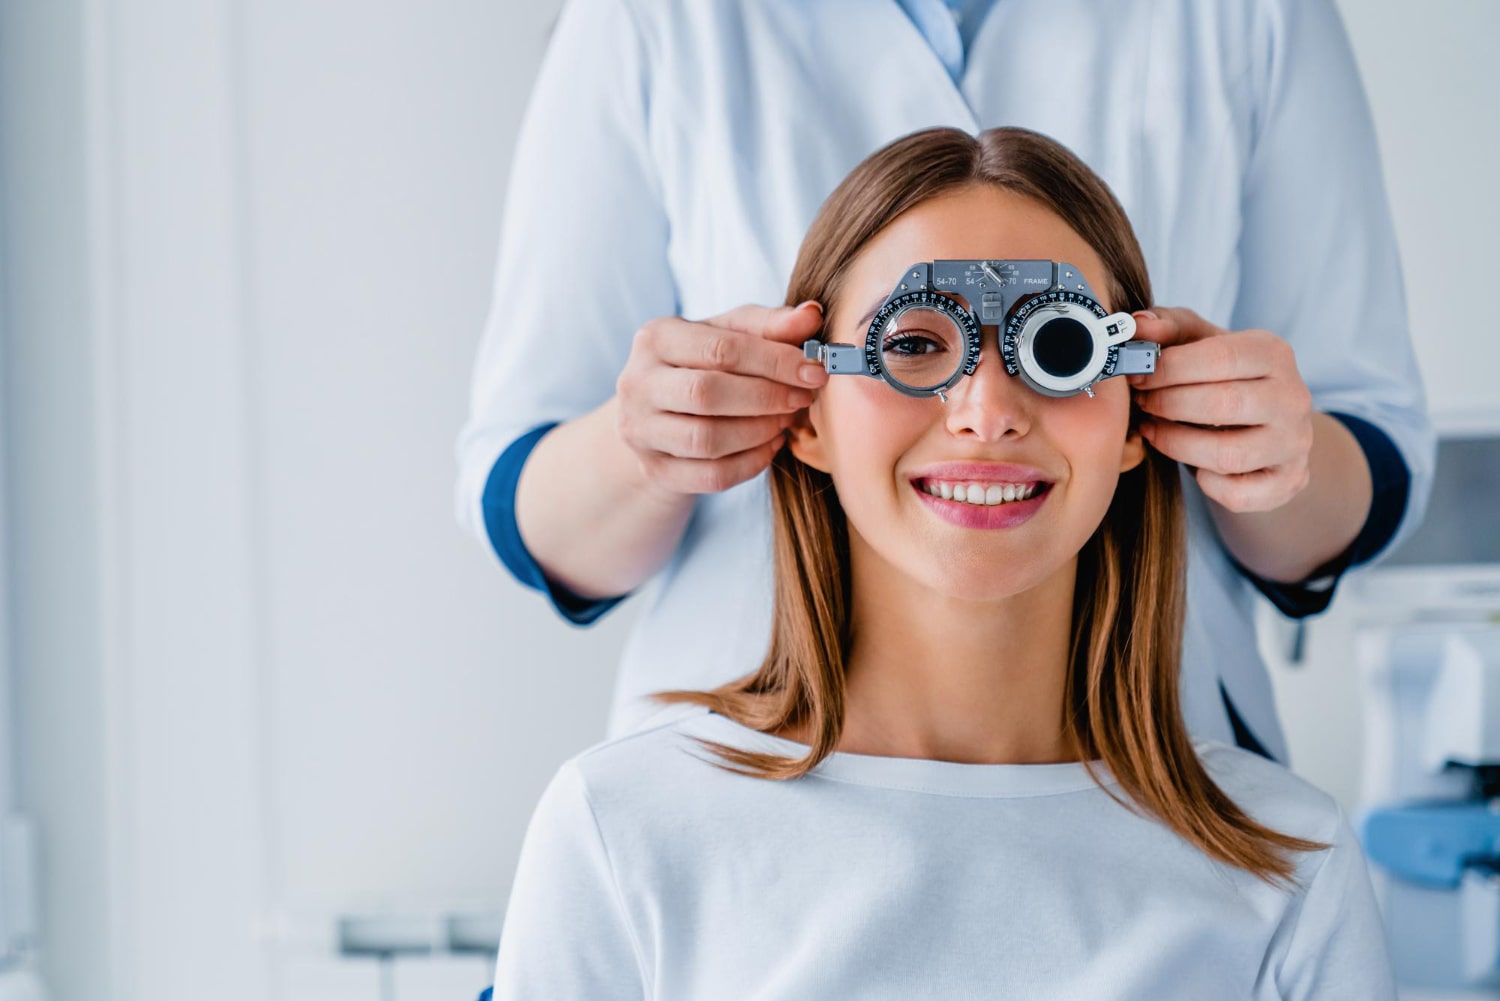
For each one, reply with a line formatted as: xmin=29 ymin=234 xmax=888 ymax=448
xmin=943 ymin=327 xmax=1032 ymax=442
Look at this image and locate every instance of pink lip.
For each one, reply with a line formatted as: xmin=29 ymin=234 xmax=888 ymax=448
xmin=911 ymin=480 xmax=1051 ymax=530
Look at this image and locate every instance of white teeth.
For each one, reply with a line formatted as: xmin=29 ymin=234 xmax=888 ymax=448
xmin=920 ymin=479 xmax=1041 ymax=507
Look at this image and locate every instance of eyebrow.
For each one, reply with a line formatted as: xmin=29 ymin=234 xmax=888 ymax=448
xmin=854 ymin=297 xmax=886 ymax=333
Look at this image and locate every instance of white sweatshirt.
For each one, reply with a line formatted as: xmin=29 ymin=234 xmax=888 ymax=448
xmin=493 ymin=704 xmax=1396 ymax=1000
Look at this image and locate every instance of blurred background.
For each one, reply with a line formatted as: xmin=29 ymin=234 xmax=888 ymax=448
xmin=0 ymin=1 xmax=1495 ymax=999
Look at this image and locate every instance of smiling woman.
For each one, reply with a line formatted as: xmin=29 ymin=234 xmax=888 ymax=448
xmin=491 ymin=127 xmax=1398 ymax=1001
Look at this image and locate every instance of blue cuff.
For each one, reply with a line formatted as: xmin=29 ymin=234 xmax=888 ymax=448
xmin=1236 ymin=411 xmax=1411 ymax=619
xmin=481 ymin=422 xmax=629 ymax=626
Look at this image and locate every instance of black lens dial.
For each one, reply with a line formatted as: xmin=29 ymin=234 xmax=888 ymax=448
xmin=1030 ymin=317 xmax=1094 ymax=377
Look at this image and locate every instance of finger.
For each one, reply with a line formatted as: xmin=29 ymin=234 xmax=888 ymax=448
xmin=1128 ymin=330 xmax=1277 ymax=391
xmin=1135 ymin=380 xmax=1276 ymax=428
xmin=652 ymin=313 xmax=827 ymax=388
xmin=640 ymin=412 xmax=793 ymax=461
xmin=640 ymin=434 xmax=787 ymax=495
xmin=1139 ymin=420 xmax=1298 ymax=475
xmin=1195 ymin=466 xmax=1309 ymax=514
xmin=654 ymin=365 xmax=814 ymax=417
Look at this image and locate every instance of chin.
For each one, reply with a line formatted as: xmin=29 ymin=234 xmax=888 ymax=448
xmin=915 ymin=555 xmax=1054 ymax=603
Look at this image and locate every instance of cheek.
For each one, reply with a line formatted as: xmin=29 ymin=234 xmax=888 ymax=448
xmin=1046 ymin=388 xmax=1133 ymax=504
xmin=1049 ymin=382 xmax=1132 ymax=447
xmin=817 ymin=379 xmax=931 ymax=486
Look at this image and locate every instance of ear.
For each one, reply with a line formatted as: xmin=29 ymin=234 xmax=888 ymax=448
xmin=1119 ymin=420 xmax=1147 ymax=474
xmin=786 ymin=401 xmax=832 ymax=474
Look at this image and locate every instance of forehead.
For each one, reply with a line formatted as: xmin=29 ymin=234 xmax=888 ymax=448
xmin=840 ymin=186 xmax=1112 ymax=320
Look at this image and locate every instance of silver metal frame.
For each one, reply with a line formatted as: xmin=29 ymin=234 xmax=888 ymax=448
xmin=804 ymin=259 xmax=1158 ymax=401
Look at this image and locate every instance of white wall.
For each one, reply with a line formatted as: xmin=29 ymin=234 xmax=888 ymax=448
xmin=1334 ymin=0 xmax=1499 ymax=422
xmin=0 ymin=2 xmax=1494 ymax=999
xmin=0 ymin=0 xmax=624 ymax=997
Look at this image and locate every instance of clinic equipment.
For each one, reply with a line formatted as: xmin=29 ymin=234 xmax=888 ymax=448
xmin=802 ymin=260 xmax=1159 ymax=401
xmin=1342 ymin=430 xmax=1500 ymax=994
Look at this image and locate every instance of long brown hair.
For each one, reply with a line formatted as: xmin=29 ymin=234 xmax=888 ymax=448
xmin=652 ymin=126 xmax=1327 ymax=889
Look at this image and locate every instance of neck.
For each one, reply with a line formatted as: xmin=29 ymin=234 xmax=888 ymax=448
xmin=834 ymin=533 xmax=1079 ymax=765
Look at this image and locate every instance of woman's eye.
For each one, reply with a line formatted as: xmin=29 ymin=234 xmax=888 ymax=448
xmin=883 ymin=334 xmax=943 ymax=356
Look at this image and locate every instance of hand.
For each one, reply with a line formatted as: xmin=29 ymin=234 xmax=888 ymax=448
xmin=615 ymin=301 xmax=828 ymax=495
xmin=1128 ymin=307 xmax=1314 ymax=513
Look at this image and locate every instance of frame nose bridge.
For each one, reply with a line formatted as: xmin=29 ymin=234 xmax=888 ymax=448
xmin=947 ymin=322 xmax=1026 ymax=413
xmin=961 ymin=321 xmax=1007 ymax=384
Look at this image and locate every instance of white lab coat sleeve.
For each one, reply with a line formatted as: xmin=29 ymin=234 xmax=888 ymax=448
xmin=453 ymin=0 xmax=678 ymax=557
xmin=1229 ymin=0 xmax=1435 ymax=560
xmin=492 ymin=761 xmax=650 ymax=1000
xmin=1271 ymin=803 xmax=1398 ymax=1000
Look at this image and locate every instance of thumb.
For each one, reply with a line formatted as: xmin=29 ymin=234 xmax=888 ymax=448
xmin=703 ymin=300 xmax=823 ymax=342
xmin=761 ymin=299 xmax=825 ymax=345
xmin=1129 ymin=306 xmax=1219 ymax=347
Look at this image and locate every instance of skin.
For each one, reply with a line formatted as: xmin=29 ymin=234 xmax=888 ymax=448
xmin=779 ymin=185 xmax=1146 ymax=765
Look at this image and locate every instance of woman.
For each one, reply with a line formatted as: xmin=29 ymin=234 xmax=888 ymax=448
xmin=490 ymin=127 xmax=1395 ymax=999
